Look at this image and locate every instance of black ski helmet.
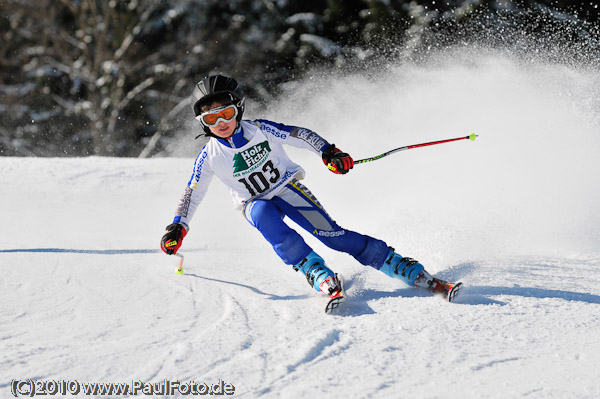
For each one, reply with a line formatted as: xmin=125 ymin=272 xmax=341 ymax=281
xmin=191 ymin=74 xmax=245 ymax=136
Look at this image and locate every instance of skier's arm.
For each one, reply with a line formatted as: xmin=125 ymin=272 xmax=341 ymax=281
xmin=161 ymin=147 xmax=214 ymax=254
xmin=255 ymin=119 xmax=353 ymax=174
xmin=254 ymin=119 xmax=330 ymax=155
xmin=174 ymin=148 xmax=214 ymax=229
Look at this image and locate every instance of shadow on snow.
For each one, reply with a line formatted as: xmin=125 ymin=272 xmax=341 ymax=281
xmin=435 ymin=261 xmax=600 ymax=306
xmin=185 ymin=272 xmax=310 ymax=301
xmin=456 ymin=285 xmax=600 ymax=305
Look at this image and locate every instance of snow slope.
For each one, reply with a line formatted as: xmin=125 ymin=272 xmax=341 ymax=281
xmin=2 ymin=50 xmax=600 ymax=398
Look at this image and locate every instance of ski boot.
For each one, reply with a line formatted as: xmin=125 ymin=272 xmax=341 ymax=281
xmin=293 ymin=251 xmax=341 ymax=298
xmin=380 ymin=248 xmax=462 ymax=302
xmin=380 ymin=248 xmax=425 ymax=286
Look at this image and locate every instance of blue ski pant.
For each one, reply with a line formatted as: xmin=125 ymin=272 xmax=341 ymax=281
xmin=242 ymin=180 xmax=390 ymax=269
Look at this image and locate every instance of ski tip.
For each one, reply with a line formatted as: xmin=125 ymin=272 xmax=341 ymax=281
xmin=325 ymin=273 xmax=345 ymax=314
xmin=447 ymin=282 xmax=463 ymax=302
xmin=468 ymin=133 xmax=478 ymax=141
xmin=325 ymin=296 xmax=345 ymax=314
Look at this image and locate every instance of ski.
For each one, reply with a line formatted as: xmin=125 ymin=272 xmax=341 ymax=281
xmin=447 ymin=282 xmax=463 ymax=303
xmin=324 ymin=274 xmax=345 ymax=314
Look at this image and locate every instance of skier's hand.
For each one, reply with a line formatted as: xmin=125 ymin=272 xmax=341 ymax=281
xmin=322 ymin=144 xmax=354 ymax=175
xmin=161 ymin=223 xmax=187 ymax=255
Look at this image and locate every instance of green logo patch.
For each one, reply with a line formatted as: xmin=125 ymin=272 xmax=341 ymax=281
xmin=232 ymin=141 xmax=271 ymax=176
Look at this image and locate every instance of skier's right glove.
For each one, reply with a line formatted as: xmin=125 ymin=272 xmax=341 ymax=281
xmin=161 ymin=223 xmax=187 ymax=255
xmin=322 ymin=144 xmax=354 ymax=175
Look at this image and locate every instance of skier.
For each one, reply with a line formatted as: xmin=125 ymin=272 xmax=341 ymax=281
xmin=160 ymin=73 xmax=460 ymax=308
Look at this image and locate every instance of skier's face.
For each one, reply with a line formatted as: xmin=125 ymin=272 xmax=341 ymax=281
xmin=205 ymin=101 xmax=237 ymax=139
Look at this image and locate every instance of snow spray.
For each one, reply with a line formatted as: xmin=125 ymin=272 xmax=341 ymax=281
xmin=267 ymin=46 xmax=600 ymax=263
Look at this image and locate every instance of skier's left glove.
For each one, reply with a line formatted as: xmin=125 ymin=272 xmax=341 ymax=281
xmin=161 ymin=223 xmax=187 ymax=255
xmin=322 ymin=144 xmax=354 ymax=175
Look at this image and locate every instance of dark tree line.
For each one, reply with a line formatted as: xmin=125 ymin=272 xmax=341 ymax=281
xmin=1 ymin=0 xmax=598 ymax=157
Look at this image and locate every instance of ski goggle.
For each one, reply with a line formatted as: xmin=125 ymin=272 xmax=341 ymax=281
xmin=196 ymin=104 xmax=238 ymax=127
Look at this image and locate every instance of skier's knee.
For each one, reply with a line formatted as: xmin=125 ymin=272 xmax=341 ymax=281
xmin=243 ymin=199 xmax=280 ymax=228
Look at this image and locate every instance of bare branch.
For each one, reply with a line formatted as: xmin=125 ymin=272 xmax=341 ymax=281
xmin=105 ymin=76 xmax=155 ymax=135
xmin=114 ymin=2 xmax=163 ymax=62
xmin=42 ymin=56 xmax=95 ymax=85
xmin=59 ymin=31 xmax=87 ymax=52
xmin=138 ymin=95 xmax=189 ymax=158
xmin=117 ymin=76 xmax=155 ymax=111
xmin=57 ymin=0 xmax=77 ymax=15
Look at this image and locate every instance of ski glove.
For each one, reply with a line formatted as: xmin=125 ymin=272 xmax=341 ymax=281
xmin=161 ymin=223 xmax=187 ymax=255
xmin=322 ymin=144 xmax=354 ymax=175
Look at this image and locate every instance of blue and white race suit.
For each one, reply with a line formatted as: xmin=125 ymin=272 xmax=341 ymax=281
xmin=172 ymin=119 xmax=389 ymax=269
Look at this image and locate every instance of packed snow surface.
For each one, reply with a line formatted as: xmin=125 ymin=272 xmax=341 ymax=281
xmin=2 ymin=51 xmax=600 ymax=398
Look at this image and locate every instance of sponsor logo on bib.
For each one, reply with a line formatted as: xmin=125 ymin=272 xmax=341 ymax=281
xmin=233 ymin=141 xmax=271 ymax=176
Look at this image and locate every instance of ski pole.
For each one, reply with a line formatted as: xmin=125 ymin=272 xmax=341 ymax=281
xmin=174 ymin=252 xmax=184 ymax=275
xmin=355 ymin=133 xmax=478 ymax=165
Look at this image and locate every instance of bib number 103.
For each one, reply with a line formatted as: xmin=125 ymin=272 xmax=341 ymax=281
xmin=238 ymin=160 xmax=281 ymax=196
